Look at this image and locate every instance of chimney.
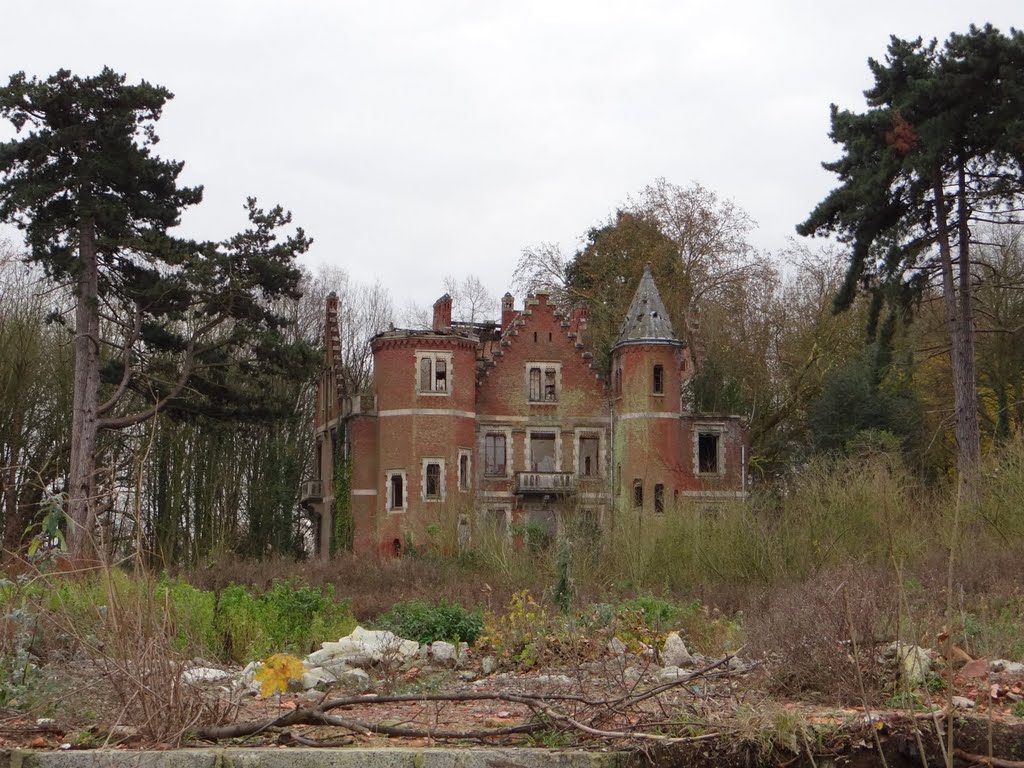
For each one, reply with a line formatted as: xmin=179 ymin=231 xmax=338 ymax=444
xmin=432 ymin=293 xmax=453 ymax=332
xmin=501 ymin=292 xmax=515 ymax=332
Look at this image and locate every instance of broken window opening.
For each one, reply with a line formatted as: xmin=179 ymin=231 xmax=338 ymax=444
xmin=653 ymin=364 xmax=664 ymax=394
xmin=632 ymin=479 xmax=643 ymax=509
xmin=579 ymin=436 xmax=599 ymax=477
xmin=484 ymin=433 xmax=507 ymax=476
xmin=698 ymin=433 xmax=719 ymax=474
xmin=654 ymin=484 xmax=665 ymax=514
xmin=418 ymin=352 xmax=451 ymax=395
xmin=389 ymin=473 xmax=404 ymax=510
xmin=434 ymin=359 xmax=447 ymax=392
xmin=459 ymin=453 xmax=469 ymax=490
xmin=544 ymin=368 xmax=556 ymax=401
xmin=530 ymin=433 xmax=557 ymax=472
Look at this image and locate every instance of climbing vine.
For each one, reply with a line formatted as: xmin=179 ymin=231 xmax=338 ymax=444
xmin=331 ymin=453 xmax=353 ymax=554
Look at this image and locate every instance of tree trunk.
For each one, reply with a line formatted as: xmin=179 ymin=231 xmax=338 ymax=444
xmin=954 ymin=158 xmax=981 ymax=485
xmin=67 ymin=219 xmax=102 ymax=559
xmin=933 ymin=167 xmax=980 ymax=493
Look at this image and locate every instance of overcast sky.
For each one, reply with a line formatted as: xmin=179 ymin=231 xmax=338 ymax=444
xmin=2 ymin=1 xmax=1020 ymax=313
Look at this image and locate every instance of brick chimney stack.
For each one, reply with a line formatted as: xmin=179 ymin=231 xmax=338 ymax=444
xmin=432 ymin=293 xmax=453 ymax=332
xmin=501 ymin=292 xmax=515 ymax=332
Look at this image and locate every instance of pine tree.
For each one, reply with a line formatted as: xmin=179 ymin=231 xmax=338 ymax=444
xmin=0 ymin=69 xmax=314 ymax=557
xmin=798 ymin=25 xmax=1024 ymax=488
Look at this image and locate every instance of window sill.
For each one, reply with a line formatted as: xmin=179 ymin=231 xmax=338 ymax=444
xmin=387 ymin=508 xmax=407 ymax=514
xmin=424 ymin=497 xmax=444 ymax=503
xmin=417 ymin=391 xmax=451 ymax=397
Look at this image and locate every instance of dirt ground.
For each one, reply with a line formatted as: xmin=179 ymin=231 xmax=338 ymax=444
xmin=4 ymin=649 xmax=1024 ymax=767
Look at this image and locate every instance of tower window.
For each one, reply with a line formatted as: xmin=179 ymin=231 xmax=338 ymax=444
xmin=458 ymin=451 xmax=470 ymax=491
xmin=614 ymin=368 xmax=622 ymax=396
xmin=653 ymin=364 xmax=664 ymax=394
xmin=425 ymin=462 xmax=442 ymax=498
xmin=416 ymin=351 xmax=452 ymax=395
xmin=388 ymin=471 xmax=405 ymax=511
xmin=654 ymin=484 xmax=665 ymax=514
xmin=632 ymin=479 xmax=643 ymax=509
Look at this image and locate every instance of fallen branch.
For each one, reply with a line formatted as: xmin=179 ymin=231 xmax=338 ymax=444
xmin=954 ymin=749 xmax=1024 ymax=768
xmin=195 ymin=654 xmax=739 ymax=744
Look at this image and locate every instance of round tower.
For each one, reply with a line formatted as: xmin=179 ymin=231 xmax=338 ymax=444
xmin=611 ymin=264 xmax=688 ymax=516
xmin=369 ymin=294 xmax=478 ymax=555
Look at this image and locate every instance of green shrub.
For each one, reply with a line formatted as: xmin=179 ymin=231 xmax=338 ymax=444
xmin=156 ymin=578 xmax=219 ymax=656
xmin=376 ymin=599 xmax=483 ymax=644
xmin=216 ymin=580 xmax=354 ymax=662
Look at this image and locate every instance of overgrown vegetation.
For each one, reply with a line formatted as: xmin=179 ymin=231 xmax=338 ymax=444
xmin=375 ymin=598 xmax=483 ymax=645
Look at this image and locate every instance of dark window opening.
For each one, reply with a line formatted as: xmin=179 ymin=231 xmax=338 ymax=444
xmin=390 ymin=474 xmax=404 ymax=509
xmin=548 ymin=332 xmax=552 ymax=341
xmin=485 ymin=434 xmax=506 ymax=476
xmin=698 ymin=433 xmax=719 ymax=473
xmin=653 ymin=364 xmax=664 ymax=394
xmin=614 ymin=368 xmax=622 ymax=396
xmin=534 ymin=331 xmax=538 ymax=342
xmin=459 ymin=454 xmax=469 ymax=490
xmin=434 ymin=359 xmax=447 ymax=392
xmin=632 ymin=479 xmax=643 ymax=509
xmin=654 ymin=484 xmax=665 ymax=514
xmin=425 ymin=463 xmax=441 ymax=497
xmin=544 ymin=368 xmax=556 ymax=401
xmin=393 ymin=538 xmax=402 ymax=556
xmin=579 ymin=436 xmax=599 ymax=477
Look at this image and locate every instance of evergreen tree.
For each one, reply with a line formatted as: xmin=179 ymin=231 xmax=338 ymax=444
xmin=0 ymin=68 xmax=314 ymax=557
xmin=798 ymin=25 xmax=1024 ymax=488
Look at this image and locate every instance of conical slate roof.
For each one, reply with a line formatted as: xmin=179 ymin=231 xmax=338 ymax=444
xmin=614 ymin=263 xmax=678 ymax=347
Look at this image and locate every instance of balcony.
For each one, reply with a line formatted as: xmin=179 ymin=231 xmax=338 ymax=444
xmin=300 ymin=480 xmax=323 ymax=505
xmin=514 ymin=472 xmax=577 ymax=495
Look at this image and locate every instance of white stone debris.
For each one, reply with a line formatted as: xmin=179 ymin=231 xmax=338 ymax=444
xmin=661 ymin=632 xmax=693 ymax=667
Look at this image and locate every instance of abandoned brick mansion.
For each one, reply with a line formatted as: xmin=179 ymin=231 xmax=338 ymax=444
xmin=302 ymin=266 xmax=748 ymax=558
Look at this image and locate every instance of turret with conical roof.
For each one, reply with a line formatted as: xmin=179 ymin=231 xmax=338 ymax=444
xmin=614 ymin=263 xmax=679 ymax=348
xmin=611 ymin=264 xmax=688 ymax=516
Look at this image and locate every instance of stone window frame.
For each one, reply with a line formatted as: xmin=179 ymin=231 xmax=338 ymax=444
xmin=385 ymin=469 xmax=407 ymax=513
xmin=421 ymin=457 xmax=446 ymax=502
xmin=693 ymin=423 xmax=726 ymax=476
xmin=415 ymin=350 xmax=453 ymax=397
xmin=526 ymin=428 xmax=561 ymax=472
xmin=482 ymin=428 xmax=513 ymax=478
xmin=573 ymin=428 xmax=604 ymax=478
xmin=457 ymin=449 xmax=472 ymax=492
xmin=525 ymin=361 xmax=561 ymax=404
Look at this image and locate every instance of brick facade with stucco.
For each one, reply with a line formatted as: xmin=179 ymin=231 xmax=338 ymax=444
xmin=303 ymin=266 xmax=749 ymax=559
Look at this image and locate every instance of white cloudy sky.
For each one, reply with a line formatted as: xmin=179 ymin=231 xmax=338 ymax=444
xmin=2 ymin=1 xmax=1019 ymax=312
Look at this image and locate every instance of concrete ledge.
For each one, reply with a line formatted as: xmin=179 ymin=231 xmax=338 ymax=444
xmin=3 ymin=747 xmax=632 ymax=768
